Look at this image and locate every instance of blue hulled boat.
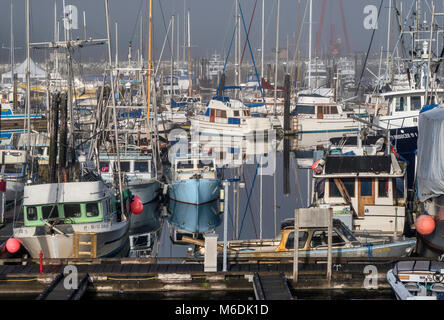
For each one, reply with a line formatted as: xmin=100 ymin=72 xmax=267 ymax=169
xmin=167 ymin=154 xmax=220 ymax=205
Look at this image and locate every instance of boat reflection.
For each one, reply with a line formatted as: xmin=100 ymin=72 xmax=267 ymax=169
xmin=167 ymin=199 xmax=221 ymax=244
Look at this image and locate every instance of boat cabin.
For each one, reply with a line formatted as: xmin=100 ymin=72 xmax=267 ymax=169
xmin=99 ymin=154 xmax=154 ymax=184
xmin=172 ymin=154 xmax=217 ymax=181
xmin=276 ymin=219 xmax=361 ymax=252
xmin=0 ymin=149 xmax=27 ymax=180
xmin=313 ymin=154 xmax=407 ymax=234
xmin=292 ymin=94 xmax=346 ymax=120
xmin=21 ymin=181 xmax=117 ymax=227
xmin=204 ymin=97 xmax=253 ymax=124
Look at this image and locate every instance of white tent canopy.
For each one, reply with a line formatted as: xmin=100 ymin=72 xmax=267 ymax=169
xmin=1 ymin=58 xmax=46 ymax=84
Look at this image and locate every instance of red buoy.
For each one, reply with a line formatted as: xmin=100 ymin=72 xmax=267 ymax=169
xmin=130 ymin=195 xmax=143 ymax=215
xmin=5 ymin=238 xmax=20 ymax=254
xmin=416 ymin=214 xmax=436 ymax=236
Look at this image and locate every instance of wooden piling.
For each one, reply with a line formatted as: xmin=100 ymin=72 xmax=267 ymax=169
xmin=48 ymin=93 xmax=60 ymax=183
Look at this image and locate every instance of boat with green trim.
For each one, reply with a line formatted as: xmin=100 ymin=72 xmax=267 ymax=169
xmin=13 ymin=180 xmax=133 ymax=259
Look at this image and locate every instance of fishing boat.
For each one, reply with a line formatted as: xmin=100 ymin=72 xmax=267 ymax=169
xmin=192 ymin=218 xmax=415 ymax=259
xmin=167 ymin=153 xmax=220 ymax=205
xmin=13 ymin=179 xmax=133 ymax=259
xmin=311 ymin=143 xmax=409 ymax=235
xmin=0 ymin=149 xmax=27 ymax=202
xmin=304 ymin=58 xmax=328 ymax=89
xmin=414 ymin=105 xmax=444 ymax=257
xmin=99 ymin=153 xmax=160 ymax=205
xmin=387 ymin=260 xmax=444 ymax=300
xmin=288 ymin=93 xmax=360 ymax=149
xmin=190 ymin=88 xmax=274 ymax=138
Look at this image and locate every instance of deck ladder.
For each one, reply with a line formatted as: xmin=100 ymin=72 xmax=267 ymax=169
xmin=73 ymin=232 xmax=97 ymax=258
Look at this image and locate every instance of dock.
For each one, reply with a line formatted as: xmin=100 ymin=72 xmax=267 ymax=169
xmin=253 ymin=272 xmax=293 ymax=300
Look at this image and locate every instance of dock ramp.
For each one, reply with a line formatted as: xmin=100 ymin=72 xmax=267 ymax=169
xmin=36 ymin=272 xmax=90 ymax=300
xmin=253 ymin=272 xmax=293 ymax=300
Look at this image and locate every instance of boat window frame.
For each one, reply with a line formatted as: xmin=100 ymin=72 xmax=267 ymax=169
xmin=309 ymin=229 xmax=347 ymax=248
xmin=285 ymin=231 xmax=309 ymax=250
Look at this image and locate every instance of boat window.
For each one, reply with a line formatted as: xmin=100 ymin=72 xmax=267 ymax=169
xmin=177 ymin=161 xmax=194 ymax=169
xmin=395 ymin=97 xmax=405 ymax=112
xmin=134 ymin=161 xmax=148 ymax=172
xmin=335 ymin=222 xmax=358 ymax=242
xmin=216 ymin=109 xmax=227 ymax=118
xmin=86 ymin=202 xmax=100 ymax=217
xmin=243 ymin=110 xmax=251 ymax=116
xmin=310 ymin=230 xmax=345 ymax=248
xmin=26 ymin=206 xmax=38 ymax=221
xmin=331 ymin=106 xmax=338 ymax=114
xmin=378 ymin=179 xmax=389 ymax=197
xmin=295 ymin=105 xmax=315 ymax=115
xmin=285 ymin=231 xmax=308 ymax=249
xmin=42 ymin=205 xmax=60 ymax=220
xmin=63 ymin=203 xmax=82 ymax=218
xmin=233 ymin=110 xmax=240 ymax=117
xmin=3 ymin=164 xmax=23 ymax=174
xmin=197 ymin=160 xmax=213 ymax=169
xmin=120 ymin=161 xmax=130 ymax=172
xmin=360 ymin=178 xmax=373 ymax=196
xmin=411 ymin=96 xmax=422 ymax=110
xmin=329 ymin=178 xmax=355 ymax=198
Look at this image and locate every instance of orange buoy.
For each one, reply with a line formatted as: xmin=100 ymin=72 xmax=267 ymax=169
xmin=130 ymin=195 xmax=143 ymax=215
xmin=5 ymin=238 xmax=20 ymax=254
xmin=416 ymin=214 xmax=436 ymax=236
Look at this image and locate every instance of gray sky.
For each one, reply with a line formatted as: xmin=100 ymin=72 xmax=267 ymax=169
xmin=0 ymin=0 xmax=441 ymax=64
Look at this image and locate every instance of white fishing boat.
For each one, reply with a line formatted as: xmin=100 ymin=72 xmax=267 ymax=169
xmin=99 ymin=153 xmax=160 ymax=205
xmin=13 ymin=180 xmax=132 ymax=258
xmin=190 ymin=88 xmax=274 ymax=138
xmin=0 ymin=149 xmax=27 ymax=202
xmin=288 ymin=93 xmax=360 ymax=149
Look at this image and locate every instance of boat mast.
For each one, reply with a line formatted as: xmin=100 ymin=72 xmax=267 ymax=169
xmin=273 ymin=0 xmax=280 ymax=117
xmin=308 ymin=0 xmax=312 ymax=88
xmin=171 ymin=15 xmax=175 ymax=100
xmin=105 ymin=0 xmax=125 ymax=216
xmin=147 ymin=0 xmax=153 ymax=139
xmin=187 ymin=9 xmax=192 ymax=96
xmin=10 ymin=0 xmax=14 ymax=89
xmin=25 ymin=0 xmax=31 ymax=155
xmin=261 ymin=0 xmax=264 ymax=79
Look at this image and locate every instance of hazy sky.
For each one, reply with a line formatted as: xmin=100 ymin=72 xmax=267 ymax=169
xmin=0 ymin=0 xmax=442 ymax=64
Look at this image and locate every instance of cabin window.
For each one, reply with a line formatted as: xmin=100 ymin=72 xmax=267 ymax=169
xmin=331 ymin=106 xmax=338 ymax=114
xmin=198 ymin=160 xmax=213 ymax=169
xmin=395 ymin=97 xmax=405 ymax=112
xmin=120 ymin=161 xmax=130 ymax=172
xmin=177 ymin=161 xmax=193 ymax=169
xmin=4 ymin=164 xmax=22 ymax=174
xmin=233 ymin=110 xmax=240 ymax=117
xmin=310 ymin=230 xmax=345 ymax=248
xmin=295 ymin=105 xmax=315 ymax=115
xmin=329 ymin=178 xmax=355 ymax=198
xmin=134 ymin=161 xmax=148 ymax=172
xmin=411 ymin=96 xmax=422 ymax=110
xmin=243 ymin=110 xmax=251 ymax=116
xmin=63 ymin=203 xmax=82 ymax=218
xmin=378 ymin=179 xmax=389 ymax=197
xmin=26 ymin=206 xmax=38 ymax=221
xmin=41 ymin=205 xmax=60 ymax=220
xmin=216 ymin=110 xmax=227 ymax=118
xmin=86 ymin=202 xmax=100 ymax=218
xmin=395 ymin=178 xmax=404 ymax=198
xmin=360 ymin=178 xmax=373 ymax=196
xmin=285 ymin=231 xmax=308 ymax=249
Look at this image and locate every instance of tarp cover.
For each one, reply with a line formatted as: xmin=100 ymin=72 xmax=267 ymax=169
xmin=417 ymin=106 xmax=444 ymax=201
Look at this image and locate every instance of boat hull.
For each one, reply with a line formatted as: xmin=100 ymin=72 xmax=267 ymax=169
xmin=167 ymin=199 xmax=221 ymax=234
xmin=168 ymin=178 xmax=220 ymax=205
xmin=222 ymin=239 xmax=416 ymax=259
xmin=128 ymin=180 xmax=160 ymax=204
xmin=13 ymin=220 xmax=130 ymax=259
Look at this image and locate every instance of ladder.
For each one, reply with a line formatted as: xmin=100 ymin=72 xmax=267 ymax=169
xmin=72 ymin=232 xmax=97 ymax=258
